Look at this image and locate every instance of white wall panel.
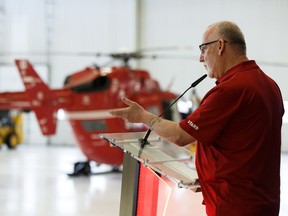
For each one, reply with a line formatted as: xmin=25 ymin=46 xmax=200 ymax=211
xmin=0 ymin=65 xmax=24 ymax=91
xmin=2 ymin=0 xmax=47 ymax=55
xmin=139 ymin=0 xmax=288 ymax=97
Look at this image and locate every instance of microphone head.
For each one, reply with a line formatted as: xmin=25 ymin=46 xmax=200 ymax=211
xmin=191 ymin=74 xmax=207 ymax=87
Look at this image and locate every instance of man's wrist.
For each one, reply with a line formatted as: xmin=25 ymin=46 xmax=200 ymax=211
xmin=148 ymin=115 xmax=162 ymax=129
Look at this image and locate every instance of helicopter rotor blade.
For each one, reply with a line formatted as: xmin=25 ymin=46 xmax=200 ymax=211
xmin=1 ymin=49 xmax=288 ymax=68
xmin=137 ymin=45 xmax=193 ymax=53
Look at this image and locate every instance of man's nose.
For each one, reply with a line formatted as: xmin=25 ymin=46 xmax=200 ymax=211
xmin=199 ymin=53 xmax=204 ymax=62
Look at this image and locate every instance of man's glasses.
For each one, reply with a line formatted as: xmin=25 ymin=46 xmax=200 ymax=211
xmin=199 ymin=39 xmax=227 ymax=54
xmin=199 ymin=39 xmax=220 ymax=54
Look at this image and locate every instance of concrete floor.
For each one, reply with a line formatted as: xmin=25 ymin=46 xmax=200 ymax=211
xmin=0 ymin=144 xmax=121 ymax=216
xmin=0 ymin=144 xmax=287 ymax=216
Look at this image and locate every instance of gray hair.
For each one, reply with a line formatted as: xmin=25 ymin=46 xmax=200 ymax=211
xmin=214 ymin=21 xmax=247 ymax=54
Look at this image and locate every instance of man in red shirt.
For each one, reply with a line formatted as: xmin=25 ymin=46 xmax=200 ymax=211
xmin=110 ymin=21 xmax=284 ymax=216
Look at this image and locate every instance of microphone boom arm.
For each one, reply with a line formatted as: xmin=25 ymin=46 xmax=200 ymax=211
xmin=139 ymin=74 xmax=207 ymax=149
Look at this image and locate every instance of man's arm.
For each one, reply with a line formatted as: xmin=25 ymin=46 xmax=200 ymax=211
xmin=109 ymin=97 xmax=196 ymax=146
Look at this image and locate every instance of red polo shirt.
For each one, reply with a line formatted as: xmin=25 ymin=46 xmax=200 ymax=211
xmin=180 ymin=60 xmax=284 ymax=216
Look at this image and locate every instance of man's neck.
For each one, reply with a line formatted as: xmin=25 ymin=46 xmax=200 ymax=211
xmin=223 ymin=55 xmax=249 ymax=75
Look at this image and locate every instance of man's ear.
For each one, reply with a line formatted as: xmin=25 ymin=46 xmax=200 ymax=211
xmin=218 ymin=39 xmax=225 ymax=55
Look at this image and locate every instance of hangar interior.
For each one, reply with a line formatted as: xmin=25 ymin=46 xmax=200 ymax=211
xmin=0 ymin=0 xmax=287 ymax=215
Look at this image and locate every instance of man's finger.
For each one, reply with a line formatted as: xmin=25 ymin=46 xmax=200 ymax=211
xmin=121 ymin=97 xmax=135 ymax=106
xmin=109 ymin=108 xmax=126 ymax=117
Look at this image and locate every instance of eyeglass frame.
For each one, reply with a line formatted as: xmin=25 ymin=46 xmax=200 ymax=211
xmin=199 ymin=39 xmax=227 ymax=54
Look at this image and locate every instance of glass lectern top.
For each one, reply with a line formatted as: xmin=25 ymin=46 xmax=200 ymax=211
xmin=99 ymin=132 xmax=200 ymax=191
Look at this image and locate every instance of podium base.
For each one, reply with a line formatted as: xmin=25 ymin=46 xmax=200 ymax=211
xmin=119 ymin=154 xmax=205 ymax=216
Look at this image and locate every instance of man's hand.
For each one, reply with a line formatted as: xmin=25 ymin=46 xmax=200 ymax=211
xmin=109 ymin=97 xmax=146 ymax=123
xmin=110 ymin=97 xmax=196 ymax=145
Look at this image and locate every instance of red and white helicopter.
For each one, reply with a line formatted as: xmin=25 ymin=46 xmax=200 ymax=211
xmin=0 ymin=53 xmax=184 ymax=175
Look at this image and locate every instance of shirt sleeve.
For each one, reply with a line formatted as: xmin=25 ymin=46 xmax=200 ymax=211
xmin=179 ymin=86 xmax=241 ymax=146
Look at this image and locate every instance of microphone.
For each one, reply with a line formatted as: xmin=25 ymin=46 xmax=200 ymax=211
xmin=138 ymin=74 xmax=207 ymax=151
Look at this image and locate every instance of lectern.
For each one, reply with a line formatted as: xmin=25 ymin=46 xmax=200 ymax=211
xmin=100 ymin=132 xmax=205 ymax=216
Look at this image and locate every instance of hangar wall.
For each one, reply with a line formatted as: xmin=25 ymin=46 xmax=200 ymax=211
xmin=0 ymin=0 xmax=287 ymax=151
xmin=138 ymin=0 xmax=288 ymax=98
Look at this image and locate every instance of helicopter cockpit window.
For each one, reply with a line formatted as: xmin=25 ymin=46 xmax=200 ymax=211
xmin=70 ymin=76 xmax=110 ymax=93
xmin=81 ymin=120 xmax=107 ymax=132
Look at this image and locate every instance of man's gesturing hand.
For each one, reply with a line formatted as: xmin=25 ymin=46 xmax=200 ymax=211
xmin=109 ymin=97 xmax=146 ymax=123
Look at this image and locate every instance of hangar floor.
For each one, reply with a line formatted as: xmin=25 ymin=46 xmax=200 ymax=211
xmin=0 ymin=144 xmax=287 ymax=216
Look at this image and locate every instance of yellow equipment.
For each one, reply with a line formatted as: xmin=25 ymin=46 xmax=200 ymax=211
xmin=0 ymin=110 xmax=23 ymax=149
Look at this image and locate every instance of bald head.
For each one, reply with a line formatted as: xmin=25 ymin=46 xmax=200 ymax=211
xmin=200 ymin=21 xmax=249 ymax=79
xmin=208 ymin=21 xmax=247 ymax=55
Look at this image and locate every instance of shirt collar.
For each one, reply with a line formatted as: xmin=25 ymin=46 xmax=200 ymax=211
xmin=215 ymin=60 xmax=258 ymax=85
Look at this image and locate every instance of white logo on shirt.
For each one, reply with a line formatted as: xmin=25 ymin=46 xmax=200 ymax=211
xmin=187 ymin=120 xmax=199 ymax=130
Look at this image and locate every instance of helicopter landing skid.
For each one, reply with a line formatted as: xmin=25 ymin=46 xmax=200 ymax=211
xmin=67 ymin=161 xmax=122 ymax=177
